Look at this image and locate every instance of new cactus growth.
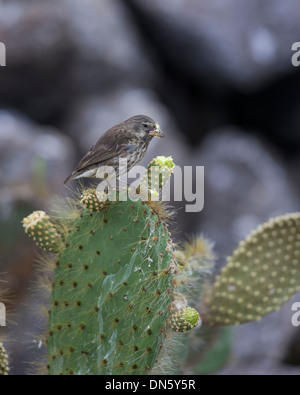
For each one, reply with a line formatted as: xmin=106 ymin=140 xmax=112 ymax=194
xmin=22 ymin=211 xmax=64 ymax=253
xmin=139 ymin=156 xmax=175 ymax=200
xmin=143 ymin=156 xmax=175 ymax=191
xmin=80 ymin=188 xmax=110 ymax=212
xmin=170 ymin=307 xmax=201 ymax=333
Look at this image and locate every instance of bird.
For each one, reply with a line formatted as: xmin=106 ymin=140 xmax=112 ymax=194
xmin=64 ymin=115 xmax=164 ymax=184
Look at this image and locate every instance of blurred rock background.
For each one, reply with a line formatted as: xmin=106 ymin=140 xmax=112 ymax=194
xmin=0 ymin=0 xmax=300 ymax=374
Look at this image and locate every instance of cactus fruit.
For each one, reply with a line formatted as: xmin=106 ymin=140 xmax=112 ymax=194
xmin=139 ymin=156 xmax=175 ymax=200
xmin=0 ymin=343 xmax=9 ymax=375
xmin=80 ymin=188 xmax=110 ymax=212
xmin=170 ymin=307 xmax=201 ymax=332
xmin=22 ymin=211 xmax=64 ymax=253
xmin=203 ymin=213 xmax=300 ymax=326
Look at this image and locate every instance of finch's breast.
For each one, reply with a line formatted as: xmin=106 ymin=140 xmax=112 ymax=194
xmin=126 ymin=142 xmax=147 ymax=171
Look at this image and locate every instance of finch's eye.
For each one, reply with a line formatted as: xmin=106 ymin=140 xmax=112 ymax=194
xmin=142 ymin=123 xmax=148 ymax=128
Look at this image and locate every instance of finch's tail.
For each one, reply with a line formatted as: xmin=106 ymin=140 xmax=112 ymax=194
xmin=64 ymin=173 xmax=76 ymax=185
xmin=64 ymin=167 xmax=97 ymax=184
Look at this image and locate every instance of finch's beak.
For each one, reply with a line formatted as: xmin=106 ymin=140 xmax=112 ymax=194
xmin=149 ymin=124 xmax=165 ymax=138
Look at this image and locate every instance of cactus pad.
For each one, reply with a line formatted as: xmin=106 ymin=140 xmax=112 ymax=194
xmin=203 ymin=213 xmax=300 ymax=326
xmin=48 ymin=199 xmax=175 ymax=375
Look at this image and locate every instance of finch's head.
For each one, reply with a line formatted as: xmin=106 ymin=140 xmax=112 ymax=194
xmin=126 ymin=115 xmax=165 ymax=140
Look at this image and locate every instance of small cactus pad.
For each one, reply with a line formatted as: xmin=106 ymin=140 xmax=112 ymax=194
xmin=22 ymin=211 xmax=63 ymax=253
xmin=170 ymin=307 xmax=201 ymax=332
xmin=0 ymin=343 xmax=9 ymax=375
xmin=203 ymin=213 xmax=300 ymax=326
xmin=48 ymin=199 xmax=175 ymax=375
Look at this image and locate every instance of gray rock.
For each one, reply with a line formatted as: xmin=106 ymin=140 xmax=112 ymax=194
xmin=64 ymin=86 xmax=186 ymax=164
xmin=0 ymin=0 xmax=154 ymax=122
xmin=0 ymin=110 xmax=75 ymax=206
xmin=0 ymin=0 xmax=152 ymax=78
xmin=127 ymin=0 xmax=300 ymax=90
xmin=195 ymin=128 xmax=299 ymax=259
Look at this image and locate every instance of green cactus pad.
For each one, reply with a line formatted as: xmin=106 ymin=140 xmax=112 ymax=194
xmin=170 ymin=307 xmax=201 ymax=333
xmin=203 ymin=213 xmax=300 ymax=326
xmin=0 ymin=343 xmax=9 ymax=375
xmin=48 ymin=199 xmax=175 ymax=375
xmin=22 ymin=211 xmax=63 ymax=253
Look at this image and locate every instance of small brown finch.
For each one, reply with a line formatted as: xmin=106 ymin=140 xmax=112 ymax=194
xmin=64 ymin=115 xmax=164 ymax=184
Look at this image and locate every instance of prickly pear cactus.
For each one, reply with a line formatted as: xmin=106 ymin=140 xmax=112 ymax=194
xmin=22 ymin=156 xmax=199 ymax=375
xmin=203 ymin=213 xmax=300 ymax=326
xmin=22 ymin=152 xmax=300 ymax=375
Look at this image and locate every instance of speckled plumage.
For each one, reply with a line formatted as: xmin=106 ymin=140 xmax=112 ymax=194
xmin=64 ymin=115 xmax=164 ymax=184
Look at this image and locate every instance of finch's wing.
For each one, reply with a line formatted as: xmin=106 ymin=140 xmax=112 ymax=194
xmin=74 ymin=126 xmax=131 ymax=172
